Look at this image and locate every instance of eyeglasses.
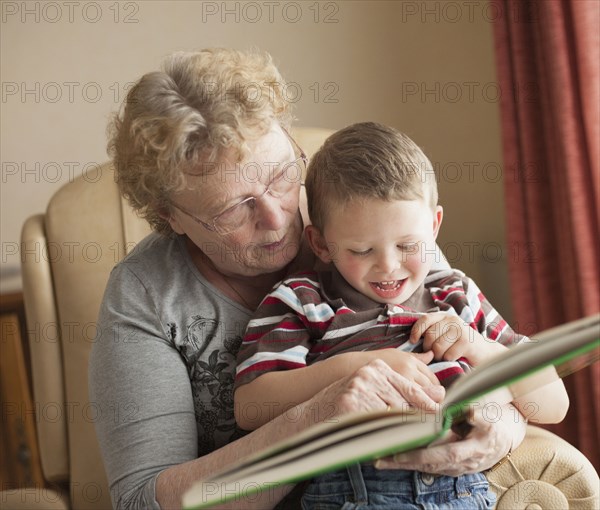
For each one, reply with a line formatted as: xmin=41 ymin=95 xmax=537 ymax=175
xmin=171 ymin=127 xmax=308 ymax=235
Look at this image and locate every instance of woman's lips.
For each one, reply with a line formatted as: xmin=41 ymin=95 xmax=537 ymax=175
xmin=261 ymin=234 xmax=286 ymax=251
xmin=263 ymin=241 xmax=283 ymax=251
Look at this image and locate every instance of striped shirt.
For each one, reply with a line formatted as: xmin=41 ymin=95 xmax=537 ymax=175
xmin=235 ymin=267 xmax=525 ymax=389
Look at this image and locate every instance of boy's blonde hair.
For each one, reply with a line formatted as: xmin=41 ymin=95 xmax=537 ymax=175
xmin=107 ymin=48 xmax=291 ymax=235
xmin=305 ymin=122 xmax=438 ymax=231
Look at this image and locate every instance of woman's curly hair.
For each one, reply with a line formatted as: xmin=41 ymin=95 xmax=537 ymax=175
xmin=107 ymin=48 xmax=292 ymax=235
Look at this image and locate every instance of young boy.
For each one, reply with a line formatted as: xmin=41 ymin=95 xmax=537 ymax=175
xmin=234 ymin=122 xmax=569 ymax=509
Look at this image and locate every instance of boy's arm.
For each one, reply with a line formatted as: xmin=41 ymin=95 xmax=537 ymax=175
xmin=235 ymin=349 xmax=442 ymax=430
xmin=410 ymin=272 xmax=570 ymax=424
xmin=510 ymin=379 xmax=569 ymax=424
xmin=235 ymin=352 xmax=363 ymax=430
xmin=466 ymin=275 xmax=570 ymax=424
xmin=235 ymin=274 xmax=443 ymax=430
xmin=470 ymin=275 xmax=570 ymax=424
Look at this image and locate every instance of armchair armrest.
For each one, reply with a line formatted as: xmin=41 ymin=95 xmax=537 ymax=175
xmin=487 ymin=425 xmax=599 ymax=509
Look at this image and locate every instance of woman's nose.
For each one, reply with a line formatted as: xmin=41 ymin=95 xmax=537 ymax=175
xmin=255 ymin=192 xmax=286 ymax=230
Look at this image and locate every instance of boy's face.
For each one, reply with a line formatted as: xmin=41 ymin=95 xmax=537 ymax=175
xmin=307 ymin=198 xmax=443 ymax=305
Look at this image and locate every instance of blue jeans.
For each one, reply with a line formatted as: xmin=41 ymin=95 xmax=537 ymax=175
xmin=301 ymin=464 xmax=496 ymax=509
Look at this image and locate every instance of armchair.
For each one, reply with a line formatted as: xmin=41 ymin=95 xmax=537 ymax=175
xmin=2 ymin=128 xmax=598 ymax=510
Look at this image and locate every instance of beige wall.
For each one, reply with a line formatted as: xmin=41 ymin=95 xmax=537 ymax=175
xmin=1 ymin=0 xmax=512 ymax=320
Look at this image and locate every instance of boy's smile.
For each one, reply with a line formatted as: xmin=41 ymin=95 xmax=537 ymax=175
xmin=370 ymin=278 xmax=408 ymax=299
xmin=307 ymin=197 xmax=443 ymax=306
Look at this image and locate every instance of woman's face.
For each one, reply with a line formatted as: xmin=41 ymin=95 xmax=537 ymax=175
xmin=168 ymin=123 xmax=304 ymax=277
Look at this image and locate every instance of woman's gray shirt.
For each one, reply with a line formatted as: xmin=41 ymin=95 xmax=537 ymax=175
xmin=89 ymin=233 xmax=251 ymax=509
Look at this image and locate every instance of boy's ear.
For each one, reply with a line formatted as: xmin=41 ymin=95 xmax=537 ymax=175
xmin=432 ymin=205 xmax=443 ymax=240
xmin=305 ymin=225 xmax=334 ymax=263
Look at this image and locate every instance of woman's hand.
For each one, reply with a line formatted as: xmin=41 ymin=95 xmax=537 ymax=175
xmin=308 ymin=358 xmax=445 ymax=423
xmin=374 ymin=403 xmax=527 ymax=476
xmin=235 ymin=350 xmax=443 ymax=430
xmin=374 ymin=350 xmax=439 ymax=388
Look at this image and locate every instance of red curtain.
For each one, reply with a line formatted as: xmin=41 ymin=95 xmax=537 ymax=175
xmin=492 ymin=0 xmax=599 ymax=469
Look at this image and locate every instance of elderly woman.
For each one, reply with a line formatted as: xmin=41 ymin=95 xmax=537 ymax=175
xmin=89 ymin=48 xmax=526 ymax=509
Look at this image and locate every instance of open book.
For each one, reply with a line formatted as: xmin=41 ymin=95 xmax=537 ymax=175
xmin=183 ymin=314 xmax=600 ymax=509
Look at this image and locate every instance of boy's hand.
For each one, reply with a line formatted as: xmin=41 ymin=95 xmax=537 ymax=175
xmin=409 ymin=313 xmax=505 ymax=366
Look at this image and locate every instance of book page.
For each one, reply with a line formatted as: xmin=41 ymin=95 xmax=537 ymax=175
xmin=210 ymin=408 xmax=429 ymax=481
xmin=184 ymin=415 xmax=441 ymax=509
